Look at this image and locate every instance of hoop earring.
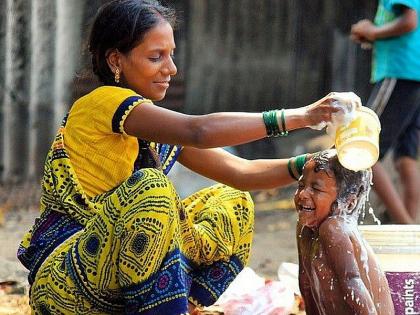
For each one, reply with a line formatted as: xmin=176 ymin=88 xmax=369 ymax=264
xmin=114 ymin=68 xmax=120 ymax=83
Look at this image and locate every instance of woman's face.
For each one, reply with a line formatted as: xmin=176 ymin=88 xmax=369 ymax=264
xmin=294 ymin=160 xmax=338 ymax=229
xmin=119 ymin=21 xmax=177 ymax=101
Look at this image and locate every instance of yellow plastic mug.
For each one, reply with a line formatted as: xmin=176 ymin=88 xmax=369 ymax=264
xmin=335 ymin=106 xmax=381 ymax=171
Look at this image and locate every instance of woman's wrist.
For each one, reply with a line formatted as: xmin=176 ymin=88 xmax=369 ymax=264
xmin=280 ymin=107 xmax=309 ymax=131
xmin=262 ymin=110 xmax=288 ymax=137
xmin=262 ymin=105 xmax=311 ymax=137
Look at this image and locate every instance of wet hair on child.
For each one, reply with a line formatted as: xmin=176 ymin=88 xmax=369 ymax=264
xmin=312 ymin=151 xmax=372 ymax=214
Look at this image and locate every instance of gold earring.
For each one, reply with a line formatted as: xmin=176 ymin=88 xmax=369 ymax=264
xmin=114 ymin=68 xmax=120 ymax=83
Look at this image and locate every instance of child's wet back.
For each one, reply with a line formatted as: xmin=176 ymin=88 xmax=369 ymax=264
xmin=295 ymin=150 xmax=394 ymax=315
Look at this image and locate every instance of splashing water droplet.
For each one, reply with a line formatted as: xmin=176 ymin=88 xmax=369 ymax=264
xmin=368 ymin=207 xmax=381 ymax=225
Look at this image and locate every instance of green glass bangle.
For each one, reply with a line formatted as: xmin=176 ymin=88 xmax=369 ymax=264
xmin=272 ymin=110 xmax=281 ymax=137
xmin=262 ymin=111 xmax=273 ymax=137
xmin=267 ymin=111 xmax=275 ymax=134
xmin=287 ymin=159 xmax=299 ymax=180
xmin=263 ymin=110 xmax=281 ymax=137
xmin=280 ymin=109 xmax=288 ymax=136
xmin=294 ymin=154 xmax=308 ymax=176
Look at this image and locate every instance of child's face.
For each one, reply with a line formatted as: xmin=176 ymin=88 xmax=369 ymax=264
xmin=294 ymin=159 xmax=338 ymax=229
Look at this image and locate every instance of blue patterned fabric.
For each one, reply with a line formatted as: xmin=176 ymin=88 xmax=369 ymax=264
xmin=121 ymin=250 xmax=243 ymax=315
xmin=156 ymin=143 xmax=182 ymax=175
xmin=189 ymin=256 xmax=243 ymax=307
xmin=17 ymin=209 xmax=83 ymax=285
xmin=122 ymin=249 xmax=193 ymax=315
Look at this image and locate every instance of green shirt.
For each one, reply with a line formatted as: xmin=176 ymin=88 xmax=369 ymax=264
xmin=372 ymin=0 xmax=420 ymax=82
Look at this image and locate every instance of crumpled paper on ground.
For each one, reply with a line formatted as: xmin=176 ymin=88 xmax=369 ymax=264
xmin=277 ymin=262 xmax=301 ymax=295
xmin=214 ymin=266 xmax=297 ymax=315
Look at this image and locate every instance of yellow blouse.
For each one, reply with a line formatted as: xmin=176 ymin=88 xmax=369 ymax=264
xmin=64 ymin=86 xmax=151 ymax=197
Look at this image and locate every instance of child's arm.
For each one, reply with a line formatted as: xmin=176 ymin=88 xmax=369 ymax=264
xmin=297 ymin=224 xmax=320 ymax=315
xmin=319 ymin=218 xmax=377 ymax=315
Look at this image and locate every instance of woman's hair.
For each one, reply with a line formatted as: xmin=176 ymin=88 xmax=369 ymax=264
xmin=89 ymin=0 xmax=176 ymax=85
xmin=312 ymin=150 xmax=371 ymax=212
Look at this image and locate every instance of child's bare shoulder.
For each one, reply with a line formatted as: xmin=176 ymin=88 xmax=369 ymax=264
xmin=318 ymin=216 xmax=352 ymax=242
xmin=318 ymin=217 xmax=356 ymax=263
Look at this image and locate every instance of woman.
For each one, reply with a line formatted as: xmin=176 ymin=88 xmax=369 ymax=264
xmin=18 ymin=1 xmax=339 ymax=314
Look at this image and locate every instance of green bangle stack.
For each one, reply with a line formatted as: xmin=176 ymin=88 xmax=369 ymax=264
xmin=262 ymin=109 xmax=288 ymax=137
xmin=262 ymin=110 xmax=280 ymax=137
xmin=287 ymin=153 xmax=308 ymax=180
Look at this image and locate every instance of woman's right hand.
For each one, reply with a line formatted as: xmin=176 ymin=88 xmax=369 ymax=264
xmin=300 ymin=93 xmax=343 ymax=129
xmin=277 ymin=93 xmax=344 ymax=132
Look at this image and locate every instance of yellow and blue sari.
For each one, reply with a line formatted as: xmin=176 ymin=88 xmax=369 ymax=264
xmin=18 ymin=87 xmax=254 ymax=314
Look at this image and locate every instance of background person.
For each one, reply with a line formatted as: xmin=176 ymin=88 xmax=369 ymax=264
xmin=351 ymin=0 xmax=420 ymax=224
xmin=296 ymin=150 xmax=394 ymax=315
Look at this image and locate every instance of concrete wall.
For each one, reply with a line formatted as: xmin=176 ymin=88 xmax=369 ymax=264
xmin=0 ymin=0 xmax=377 ymax=182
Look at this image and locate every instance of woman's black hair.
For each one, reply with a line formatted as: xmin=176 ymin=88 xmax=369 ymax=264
xmin=89 ymin=0 xmax=176 ymax=85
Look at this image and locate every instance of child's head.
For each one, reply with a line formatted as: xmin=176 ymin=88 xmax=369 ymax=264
xmin=294 ymin=149 xmax=371 ymax=229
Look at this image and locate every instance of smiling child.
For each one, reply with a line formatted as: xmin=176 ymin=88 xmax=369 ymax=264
xmin=295 ymin=150 xmax=394 ymax=315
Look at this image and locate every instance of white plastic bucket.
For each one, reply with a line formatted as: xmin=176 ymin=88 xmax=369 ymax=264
xmin=359 ymin=225 xmax=420 ymax=314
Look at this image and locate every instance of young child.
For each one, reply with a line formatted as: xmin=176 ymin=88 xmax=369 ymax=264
xmin=295 ymin=150 xmax=394 ymax=315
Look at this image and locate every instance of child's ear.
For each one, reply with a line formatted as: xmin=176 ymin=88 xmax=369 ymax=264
xmin=330 ymin=200 xmax=338 ymax=215
xmin=347 ymin=194 xmax=358 ymax=212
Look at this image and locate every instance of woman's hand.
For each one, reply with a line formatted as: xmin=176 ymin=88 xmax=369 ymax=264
xmin=301 ymin=93 xmax=342 ymax=129
xmin=279 ymin=93 xmax=344 ymax=132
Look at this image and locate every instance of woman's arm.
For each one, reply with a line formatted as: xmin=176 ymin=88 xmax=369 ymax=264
xmin=123 ymin=94 xmax=337 ymax=148
xmin=351 ymin=6 xmax=417 ymax=43
xmin=177 ymin=146 xmax=301 ymax=191
xmin=319 ymin=219 xmax=377 ymax=315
